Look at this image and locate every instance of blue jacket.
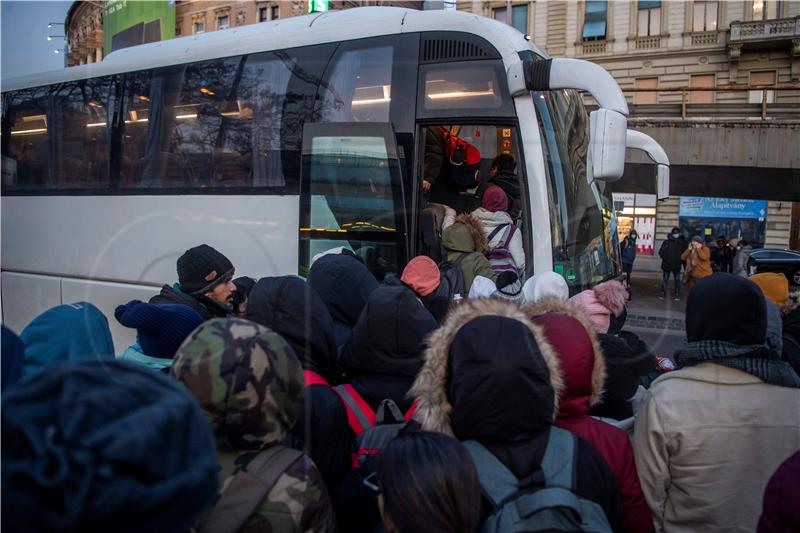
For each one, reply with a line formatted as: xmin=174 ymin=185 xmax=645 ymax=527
xmin=20 ymin=302 xmax=115 ymax=378
xmin=119 ymin=343 xmax=172 ymax=371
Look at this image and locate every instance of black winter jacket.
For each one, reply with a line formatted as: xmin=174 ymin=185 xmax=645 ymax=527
xmin=781 ymin=307 xmax=800 ymax=377
xmin=333 ymin=286 xmax=438 ymax=532
xmin=149 ymin=284 xmax=231 ymax=320
xmin=308 ymin=253 xmax=379 ymax=350
xmin=424 ymin=126 xmax=462 ymax=208
xmin=244 ymin=276 xmax=350 ymax=492
xmin=441 ymin=314 xmax=623 ymax=531
xmin=591 ymin=331 xmax=657 ymax=420
xmin=658 ymin=237 xmax=687 ymax=272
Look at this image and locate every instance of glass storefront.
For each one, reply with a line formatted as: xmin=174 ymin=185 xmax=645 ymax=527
xmin=613 ymin=192 xmax=657 ymax=254
xmin=678 ymin=196 xmax=767 ymax=246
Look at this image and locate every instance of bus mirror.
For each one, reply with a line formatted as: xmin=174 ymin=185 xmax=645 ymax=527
xmin=589 ymin=109 xmax=627 ymax=181
xmin=657 ymin=164 xmax=670 ymax=200
xmin=626 ymin=129 xmax=670 ymax=199
xmin=521 ymin=58 xmax=629 ymax=115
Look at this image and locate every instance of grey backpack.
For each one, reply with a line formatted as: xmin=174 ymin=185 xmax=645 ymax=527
xmin=463 ymin=427 xmax=613 ymax=533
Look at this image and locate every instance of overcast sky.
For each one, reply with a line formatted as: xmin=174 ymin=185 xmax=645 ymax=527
xmin=1 ymin=0 xmax=71 ymax=83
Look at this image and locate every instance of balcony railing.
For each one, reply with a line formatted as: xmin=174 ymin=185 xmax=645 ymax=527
xmin=689 ymin=31 xmax=721 ymax=47
xmin=635 ymin=36 xmax=661 ymax=50
xmin=620 ymin=84 xmax=800 ymax=120
xmin=729 ymin=16 xmax=800 ymax=43
xmin=579 ymin=40 xmax=608 ymax=55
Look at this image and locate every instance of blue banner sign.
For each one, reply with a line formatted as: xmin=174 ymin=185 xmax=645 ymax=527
xmin=679 ymin=197 xmax=767 ymax=220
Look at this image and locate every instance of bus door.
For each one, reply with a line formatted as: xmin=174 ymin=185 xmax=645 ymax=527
xmin=414 ymin=123 xmax=533 ymax=279
xmin=299 ymin=122 xmax=408 ymax=281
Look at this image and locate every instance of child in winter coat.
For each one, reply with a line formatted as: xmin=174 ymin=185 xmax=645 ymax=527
xmin=522 ymin=271 xmax=570 ymax=303
xmin=470 ymin=185 xmax=525 ymax=272
xmin=441 ymin=213 xmax=497 ymax=293
xmin=568 ymin=279 xmax=656 ymax=420
xmin=115 ymin=300 xmax=204 ymax=371
xmin=399 ymin=255 xmax=451 ymax=323
xmin=528 ymin=299 xmax=654 ymax=533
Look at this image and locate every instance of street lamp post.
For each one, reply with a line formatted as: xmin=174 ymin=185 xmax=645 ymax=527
xmin=47 ymin=24 xmax=67 ymax=67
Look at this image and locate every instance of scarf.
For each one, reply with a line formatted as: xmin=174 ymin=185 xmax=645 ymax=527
xmin=674 ymin=340 xmax=800 ymax=388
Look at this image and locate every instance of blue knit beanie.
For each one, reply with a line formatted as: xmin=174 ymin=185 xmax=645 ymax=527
xmin=2 ymin=360 xmax=219 ymax=532
xmin=115 ymin=301 xmax=203 ymax=359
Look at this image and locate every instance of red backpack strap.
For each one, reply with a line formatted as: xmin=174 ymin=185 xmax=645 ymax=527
xmin=404 ymin=400 xmax=418 ymax=422
xmin=303 ymin=370 xmax=329 ymax=387
xmin=332 ymin=384 xmax=376 ymax=436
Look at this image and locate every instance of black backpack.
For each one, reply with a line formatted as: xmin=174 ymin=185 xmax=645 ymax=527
xmin=438 ymin=254 xmax=467 ymax=300
xmin=332 ymin=384 xmax=417 ymax=471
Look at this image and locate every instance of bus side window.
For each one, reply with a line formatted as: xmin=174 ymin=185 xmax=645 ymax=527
xmin=119 ymin=71 xmax=152 ymax=187
xmin=55 ymin=79 xmax=112 ymax=189
xmin=318 ymin=45 xmax=393 ymax=124
xmin=3 ymin=88 xmax=50 ymax=190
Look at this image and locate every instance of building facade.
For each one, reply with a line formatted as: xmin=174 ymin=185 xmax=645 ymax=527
xmin=66 ymin=1 xmax=104 ymax=66
xmin=460 ymin=0 xmax=800 ymax=251
xmin=66 ymin=1 xmax=422 ymax=63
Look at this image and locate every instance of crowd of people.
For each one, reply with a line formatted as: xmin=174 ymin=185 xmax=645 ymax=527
xmin=655 ymin=228 xmax=756 ymax=301
xmin=1 ymin=137 xmax=797 ymax=531
xmin=3 ymin=234 xmax=799 ymax=533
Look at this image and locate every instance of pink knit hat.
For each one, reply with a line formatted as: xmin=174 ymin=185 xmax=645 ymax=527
xmin=567 ymin=280 xmax=628 ymax=333
xmin=482 ymin=185 xmax=508 ymax=213
xmin=401 ymin=256 xmax=440 ymax=297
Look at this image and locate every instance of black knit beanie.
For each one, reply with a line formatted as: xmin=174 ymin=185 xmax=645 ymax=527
xmin=177 ymin=245 xmax=234 ymax=295
xmin=686 ymin=273 xmax=766 ymax=345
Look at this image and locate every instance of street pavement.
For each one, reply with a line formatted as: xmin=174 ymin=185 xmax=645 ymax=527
xmin=625 ymin=255 xmax=687 ymax=358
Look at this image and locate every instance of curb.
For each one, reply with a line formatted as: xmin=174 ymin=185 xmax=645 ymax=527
xmin=627 ymin=313 xmax=685 ymax=332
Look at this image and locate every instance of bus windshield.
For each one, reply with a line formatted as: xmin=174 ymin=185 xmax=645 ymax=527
xmin=533 ymin=88 xmax=618 ymax=291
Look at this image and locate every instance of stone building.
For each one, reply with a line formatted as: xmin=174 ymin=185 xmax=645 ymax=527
xmin=66 ymin=1 xmax=422 ymax=62
xmin=66 ymin=1 xmax=104 ymax=66
xmin=174 ymin=0 xmax=421 ymax=36
xmin=460 ymin=0 xmax=800 ymax=250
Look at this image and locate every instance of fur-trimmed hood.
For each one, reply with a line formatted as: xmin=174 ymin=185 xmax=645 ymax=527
xmin=409 ymin=298 xmax=564 ymax=439
xmin=525 ymin=298 xmax=607 ymax=415
xmin=442 ymin=213 xmax=488 ymax=254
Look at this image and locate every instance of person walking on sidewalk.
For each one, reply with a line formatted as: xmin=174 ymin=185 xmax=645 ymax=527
xmin=620 ymin=230 xmax=638 ymax=296
xmin=681 ymin=236 xmax=712 ymax=294
xmin=732 ymin=239 xmax=753 ymax=277
xmin=658 ymin=228 xmax=685 ymax=300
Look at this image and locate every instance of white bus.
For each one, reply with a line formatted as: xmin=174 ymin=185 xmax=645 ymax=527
xmin=2 ymin=7 xmax=638 ymax=348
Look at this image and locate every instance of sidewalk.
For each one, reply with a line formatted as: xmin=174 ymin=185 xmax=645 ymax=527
xmin=626 ymin=255 xmax=686 ymax=332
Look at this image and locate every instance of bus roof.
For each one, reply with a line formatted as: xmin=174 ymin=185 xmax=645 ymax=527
xmin=2 ymin=7 xmax=547 ymax=92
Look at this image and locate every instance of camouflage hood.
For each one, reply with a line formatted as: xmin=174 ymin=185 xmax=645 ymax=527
xmin=172 ymin=318 xmax=305 ymax=451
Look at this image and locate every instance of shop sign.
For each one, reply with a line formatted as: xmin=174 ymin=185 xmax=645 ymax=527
xmin=679 ymin=197 xmax=767 ymax=220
